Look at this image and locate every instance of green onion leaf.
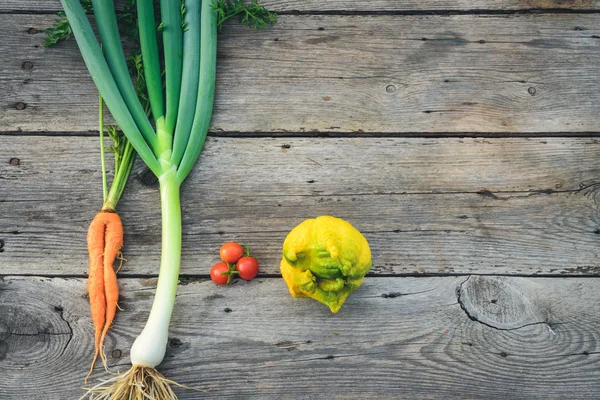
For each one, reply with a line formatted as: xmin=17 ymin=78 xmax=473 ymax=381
xmin=176 ymin=0 xmax=217 ymax=183
xmin=59 ymin=0 xmax=161 ymax=176
xmin=170 ymin=0 xmax=201 ymax=167
xmin=91 ymin=0 xmax=159 ymax=152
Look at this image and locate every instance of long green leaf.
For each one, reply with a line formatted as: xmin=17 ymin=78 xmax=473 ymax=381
xmin=91 ymin=0 xmax=158 ymax=152
xmin=161 ymin=0 xmax=184 ymax=135
xmin=59 ymin=0 xmax=162 ymax=176
xmin=176 ymin=0 xmax=217 ymax=184
xmin=170 ymin=0 xmax=201 ymax=167
xmin=137 ymin=0 xmax=165 ymax=125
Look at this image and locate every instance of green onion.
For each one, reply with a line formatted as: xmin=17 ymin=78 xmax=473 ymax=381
xmin=59 ymin=0 xmax=275 ymax=397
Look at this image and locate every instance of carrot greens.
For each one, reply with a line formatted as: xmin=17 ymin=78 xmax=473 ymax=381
xmin=214 ymin=0 xmax=277 ymax=29
xmin=57 ymin=0 xmax=275 ymax=397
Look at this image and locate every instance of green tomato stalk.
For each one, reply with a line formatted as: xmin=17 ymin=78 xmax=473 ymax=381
xmin=59 ymin=0 xmax=274 ymax=398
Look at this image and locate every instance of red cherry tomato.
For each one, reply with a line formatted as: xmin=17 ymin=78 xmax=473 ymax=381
xmin=220 ymin=242 xmax=245 ymax=264
xmin=210 ymin=262 xmax=230 ymax=285
xmin=236 ymin=257 xmax=259 ymax=280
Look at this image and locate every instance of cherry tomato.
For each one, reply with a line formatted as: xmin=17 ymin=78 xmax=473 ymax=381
xmin=220 ymin=242 xmax=245 ymax=264
xmin=236 ymin=257 xmax=259 ymax=280
xmin=210 ymin=262 xmax=230 ymax=285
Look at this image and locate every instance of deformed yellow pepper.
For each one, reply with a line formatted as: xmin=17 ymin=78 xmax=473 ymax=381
xmin=280 ymin=216 xmax=372 ymax=313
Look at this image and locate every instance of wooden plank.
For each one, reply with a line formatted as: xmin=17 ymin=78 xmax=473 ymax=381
xmin=1 ymin=136 xmax=599 ymax=276
xmin=2 ymin=14 xmax=600 ymax=133
xmin=1 ymin=275 xmax=599 ymax=399
xmin=2 ymin=0 xmax=599 ymax=13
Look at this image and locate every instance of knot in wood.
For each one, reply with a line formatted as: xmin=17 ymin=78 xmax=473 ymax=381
xmin=458 ymin=276 xmax=545 ymax=330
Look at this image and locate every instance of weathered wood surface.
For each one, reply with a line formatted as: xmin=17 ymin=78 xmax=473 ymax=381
xmin=2 ymin=0 xmax=599 ymax=12
xmin=1 ymin=276 xmax=598 ymax=399
xmin=2 ymin=1 xmax=599 ymax=399
xmin=2 ymin=14 xmax=600 ymax=133
xmin=1 ymin=136 xmax=599 ymax=276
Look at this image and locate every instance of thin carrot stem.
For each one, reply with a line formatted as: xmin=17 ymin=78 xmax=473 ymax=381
xmin=104 ymin=140 xmax=135 ymax=211
xmin=99 ymin=94 xmax=108 ymax=204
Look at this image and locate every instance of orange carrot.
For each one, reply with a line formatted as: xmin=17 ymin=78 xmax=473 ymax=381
xmin=85 ymin=210 xmax=123 ymax=382
xmin=99 ymin=212 xmax=123 ymax=369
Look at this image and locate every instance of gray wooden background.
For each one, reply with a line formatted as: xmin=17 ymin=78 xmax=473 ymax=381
xmin=1 ymin=1 xmax=599 ymax=399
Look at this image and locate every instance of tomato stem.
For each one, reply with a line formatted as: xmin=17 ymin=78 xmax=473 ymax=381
xmin=242 ymin=244 xmax=251 ymax=257
xmin=219 ymin=270 xmax=239 ymax=276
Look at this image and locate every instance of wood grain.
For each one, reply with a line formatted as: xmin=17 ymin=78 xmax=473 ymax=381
xmin=2 ymin=14 xmax=600 ymax=133
xmin=1 ymin=136 xmax=599 ymax=276
xmin=3 ymin=2 xmax=599 ymax=399
xmin=1 ymin=0 xmax=599 ymax=13
xmin=1 ymin=276 xmax=599 ymax=399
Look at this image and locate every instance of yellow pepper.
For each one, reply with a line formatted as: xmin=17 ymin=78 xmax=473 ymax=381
xmin=280 ymin=216 xmax=372 ymax=313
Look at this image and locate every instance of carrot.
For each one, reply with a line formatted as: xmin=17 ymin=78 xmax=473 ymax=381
xmin=85 ymin=210 xmax=123 ymax=382
xmin=99 ymin=211 xmax=123 ymax=369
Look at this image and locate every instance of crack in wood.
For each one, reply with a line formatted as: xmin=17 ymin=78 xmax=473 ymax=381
xmin=5 ymin=331 xmax=71 ymax=337
xmin=456 ymin=276 xmax=562 ymax=331
xmin=379 ymin=288 xmax=437 ymax=298
xmin=54 ymin=305 xmax=73 ymax=358
xmin=248 ymin=182 xmax=600 ymax=199
xmin=0 ymin=299 xmax=76 ymax=356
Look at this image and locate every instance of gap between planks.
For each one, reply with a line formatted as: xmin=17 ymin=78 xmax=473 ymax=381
xmin=0 ymin=0 xmax=600 ymax=16
xmin=3 ymin=274 xmax=600 ymax=279
xmin=3 ymin=8 xmax=600 ymax=16
xmin=2 ymin=131 xmax=600 ymax=138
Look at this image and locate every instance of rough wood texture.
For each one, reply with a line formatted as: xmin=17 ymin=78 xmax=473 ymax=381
xmin=1 ymin=276 xmax=598 ymax=399
xmin=2 ymin=14 xmax=600 ymax=133
xmin=2 ymin=2 xmax=600 ymax=399
xmin=2 ymin=136 xmax=599 ymax=276
xmin=1 ymin=0 xmax=599 ymax=12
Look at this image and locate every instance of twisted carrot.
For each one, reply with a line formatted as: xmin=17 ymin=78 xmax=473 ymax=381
xmin=85 ymin=210 xmax=123 ymax=382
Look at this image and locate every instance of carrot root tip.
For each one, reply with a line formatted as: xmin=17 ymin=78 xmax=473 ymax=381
xmin=115 ymin=252 xmax=127 ymax=273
